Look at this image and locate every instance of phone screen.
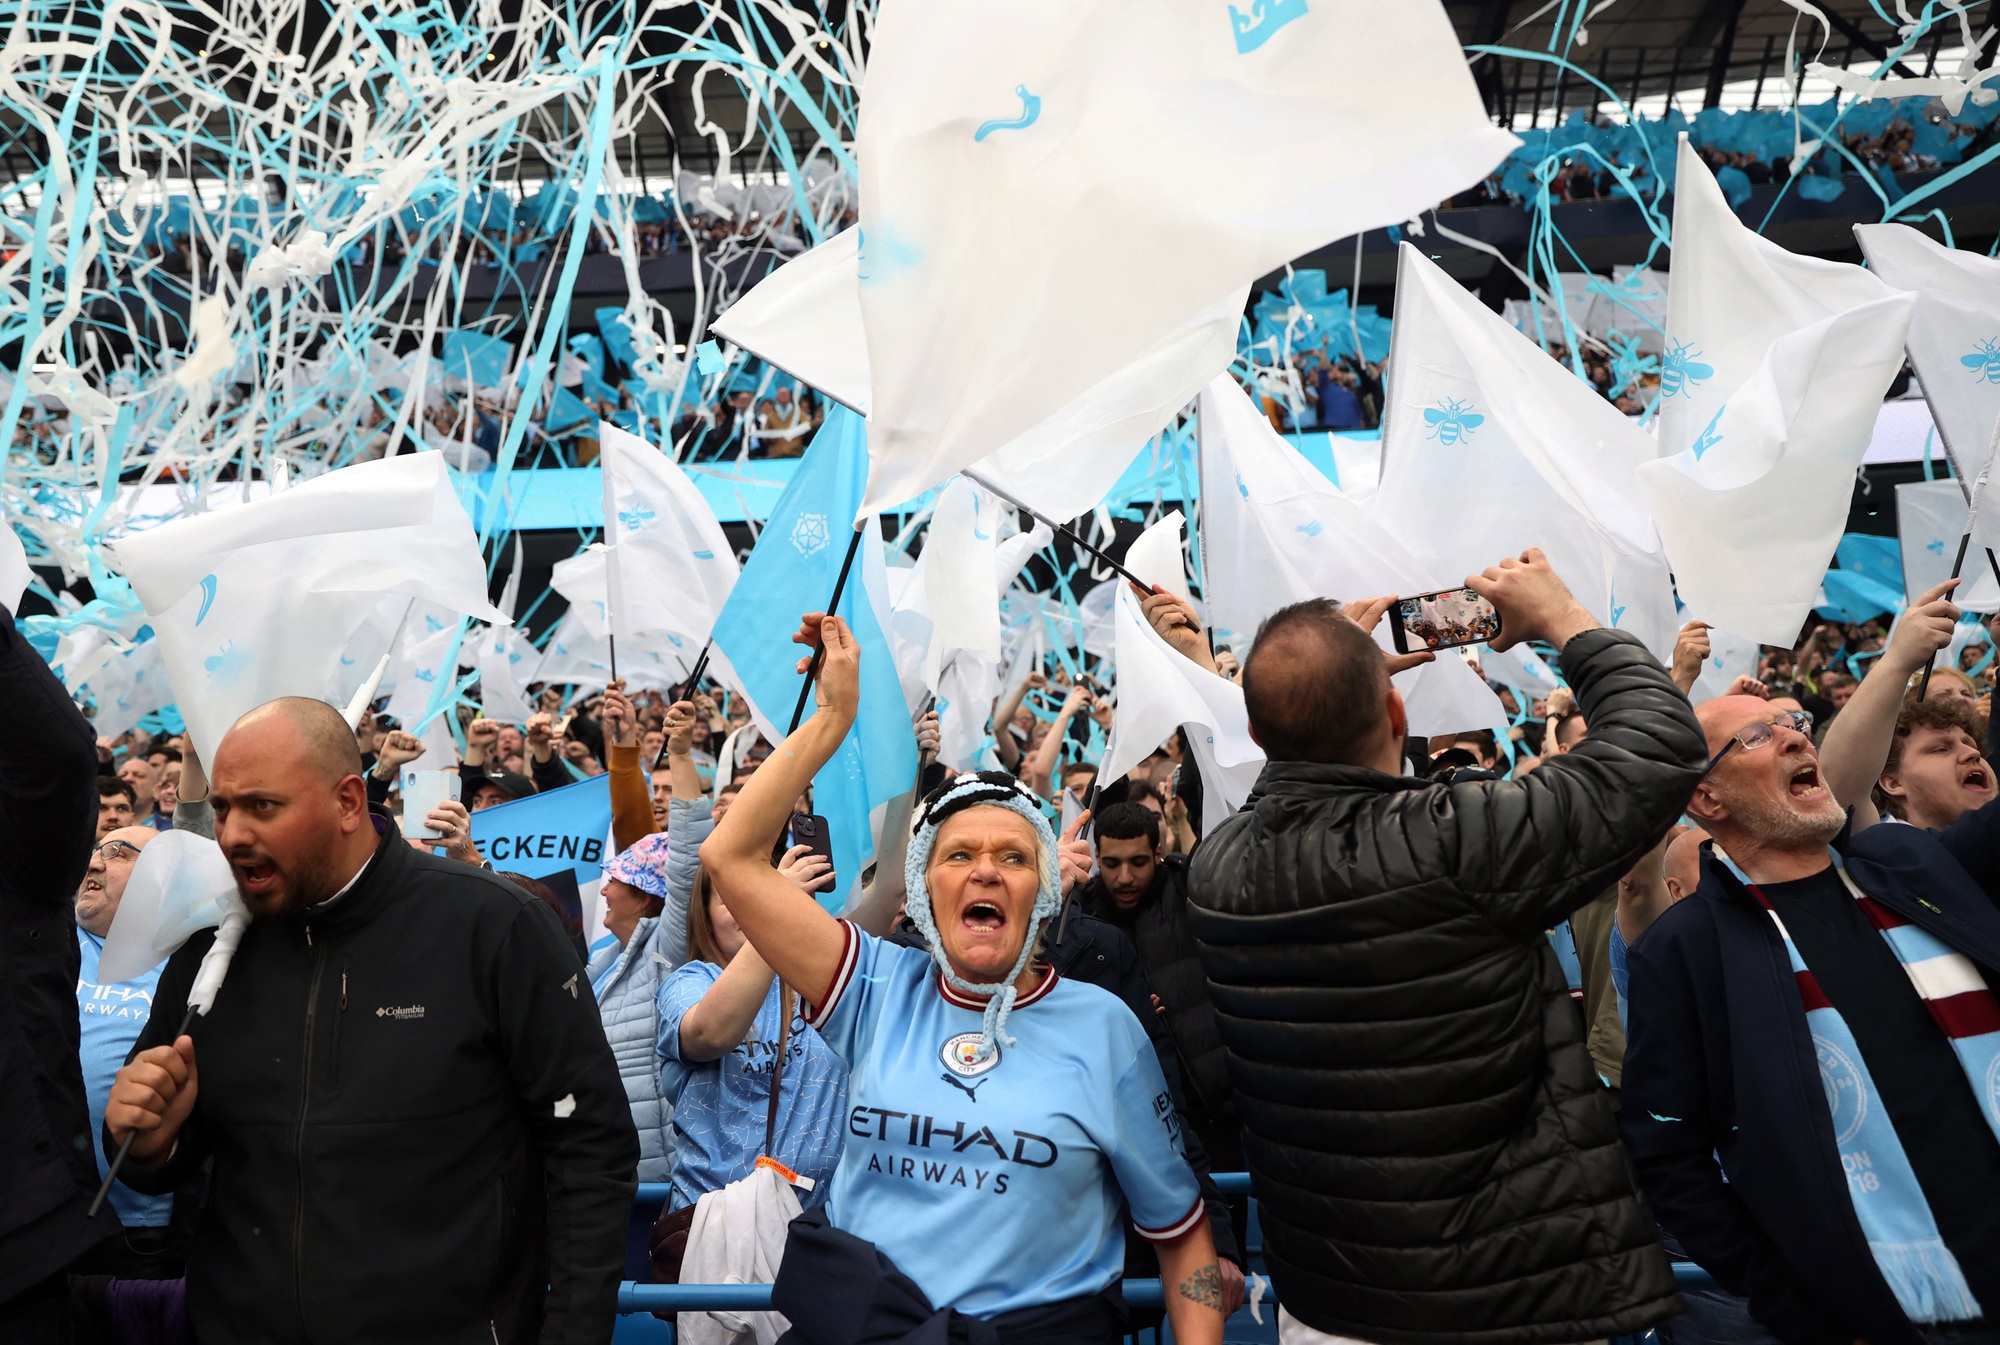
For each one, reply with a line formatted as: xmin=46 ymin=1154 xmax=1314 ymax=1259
xmin=1390 ymin=588 xmax=1501 ymax=654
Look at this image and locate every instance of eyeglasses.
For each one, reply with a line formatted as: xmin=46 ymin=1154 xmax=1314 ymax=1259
xmin=93 ymin=838 xmax=142 ymax=863
xmin=1706 ymin=709 xmax=1814 ymax=774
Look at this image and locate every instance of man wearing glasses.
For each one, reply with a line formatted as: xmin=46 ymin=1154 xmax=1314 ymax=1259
xmin=72 ymin=827 xmax=179 ymax=1276
xmin=1623 ymin=634 xmax=2000 ymax=1345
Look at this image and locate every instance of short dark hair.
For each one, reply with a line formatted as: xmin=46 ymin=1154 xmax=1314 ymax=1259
xmin=98 ymin=777 xmax=137 ymax=807
xmin=1060 ymin=761 xmax=1098 ymax=782
xmin=1241 ymin=600 xmax=1389 ymax=766
xmin=1426 ymin=747 xmax=1480 ymax=775
xmin=1094 ymin=802 xmax=1161 ymax=849
xmin=1554 ymin=712 xmax=1588 ymax=748
xmin=1875 ymin=697 xmax=1983 ymax=819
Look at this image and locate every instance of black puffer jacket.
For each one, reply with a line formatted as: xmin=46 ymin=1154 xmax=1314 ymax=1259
xmin=1189 ymin=629 xmax=1703 ymax=1345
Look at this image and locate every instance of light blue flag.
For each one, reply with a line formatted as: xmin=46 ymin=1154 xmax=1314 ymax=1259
xmin=710 ymin=406 xmax=917 ymax=911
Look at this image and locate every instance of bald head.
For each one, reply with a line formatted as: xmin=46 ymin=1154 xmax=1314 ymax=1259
xmin=1663 ymin=827 xmax=1709 ymax=902
xmin=1243 ymin=600 xmax=1393 ymax=767
xmin=1694 ymin=695 xmax=1778 ymax=759
xmin=210 ymin=697 xmax=376 ymax=918
xmin=223 ymin=697 xmax=366 ymax=786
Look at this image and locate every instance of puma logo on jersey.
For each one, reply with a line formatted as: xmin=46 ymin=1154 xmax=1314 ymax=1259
xmin=940 ymin=1071 xmax=990 ymax=1101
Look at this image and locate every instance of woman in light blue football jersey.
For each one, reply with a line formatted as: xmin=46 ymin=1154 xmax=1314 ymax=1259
xmin=703 ymin=614 xmax=1225 ymax=1345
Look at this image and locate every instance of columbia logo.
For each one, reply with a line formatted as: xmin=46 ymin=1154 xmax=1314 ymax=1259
xmin=376 ymin=1004 xmax=426 ymax=1020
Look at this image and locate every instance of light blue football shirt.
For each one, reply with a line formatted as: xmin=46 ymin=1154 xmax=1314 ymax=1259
xmin=655 ymin=961 xmax=848 ymax=1211
xmin=807 ymin=921 xmax=1203 ymax=1318
xmin=75 ymin=928 xmax=174 ymax=1229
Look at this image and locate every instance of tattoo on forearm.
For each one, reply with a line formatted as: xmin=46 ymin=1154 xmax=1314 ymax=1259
xmin=1178 ymin=1263 xmax=1225 ymax=1313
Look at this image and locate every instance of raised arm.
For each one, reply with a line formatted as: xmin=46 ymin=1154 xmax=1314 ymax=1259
xmin=601 ymin=682 xmax=659 ymax=851
xmin=699 ymin=613 xmax=856 ymax=1003
xmin=991 ymin=670 xmax=1043 ymax=771
xmin=662 ymin=699 xmax=706 ymax=801
xmin=1816 ymin=580 xmax=1958 ymax=834
xmin=1025 ymin=683 xmax=1091 ymax=799
xmin=1455 ymin=551 xmax=1707 ymax=936
xmin=1668 ymin=621 xmax=1709 ymax=696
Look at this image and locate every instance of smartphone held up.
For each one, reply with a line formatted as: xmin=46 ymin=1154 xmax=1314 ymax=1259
xmin=1388 ymin=588 xmax=1502 ymax=655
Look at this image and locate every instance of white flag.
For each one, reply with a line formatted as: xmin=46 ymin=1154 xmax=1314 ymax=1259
xmin=1196 ymin=374 xmax=1506 ymax=738
xmin=1898 ymin=478 xmax=2000 ymax=611
xmin=108 ymin=452 xmax=505 ymax=762
xmin=0 ymin=516 xmax=29 ymax=614
xmin=851 ymin=0 xmax=1516 ymax=516
xmin=716 ymin=226 xmax=1242 ymax=522
xmin=1637 ymin=138 xmax=1913 ymax=646
xmin=1372 ymin=243 xmax=1677 ymax=658
xmin=476 ymin=536 xmax=539 ymax=724
xmin=1101 ymin=512 xmax=1264 ymax=827
xmin=1854 ymin=223 xmax=2000 ymax=482
xmin=1689 ymin=627 xmax=1763 ymax=704
xmin=598 ymin=421 xmax=739 ymax=648
xmin=710 ymin=228 xmax=872 ymax=414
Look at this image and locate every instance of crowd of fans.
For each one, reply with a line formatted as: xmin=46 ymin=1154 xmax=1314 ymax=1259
xmin=14 ymin=538 xmax=2000 ymax=1345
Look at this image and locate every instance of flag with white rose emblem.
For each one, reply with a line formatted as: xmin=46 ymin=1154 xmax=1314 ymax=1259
xmin=709 ymin=406 xmax=917 ymax=910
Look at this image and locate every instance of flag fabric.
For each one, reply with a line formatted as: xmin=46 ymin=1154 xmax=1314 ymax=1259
xmin=850 ymin=0 xmax=1515 ymax=516
xmin=708 ymin=407 xmax=918 ymax=910
xmin=107 ymin=452 xmax=505 ymax=761
xmin=534 ymin=610 xmax=617 ymax=691
xmin=1690 ymin=627 xmax=1763 ymax=703
xmin=1897 ymin=480 xmax=2000 ymax=611
xmin=1854 ymin=223 xmax=2000 ymax=482
xmin=1819 ymin=568 xmax=1904 ymax=624
xmin=0 ymin=520 xmax=29 ymax=614
xmin=710 ymin=228 xmax=872 ymax=415
xmin=1195 ymin=374 xmax=1505 ymax=737
xmin=597 ymin=421 xmax=740 ymax=649
xmin=920 ymin=478 xmax=1002 ymax=686
xmin=714 ymin=226 xmax=1241 ymax=522
xmin=1372 ymin=244 xmax=1678 ymax=659
xmin=441 ymin=329 xmax=515 ymax=390
xmin=100 ymin=829 xmax=241 ymax=985
xmin=477 ymin=537 xmax=540 ymax=724
xmin=1637 ymin=138 xmax=1914 ymax=645
xmin=1100 ymin=512 xmax=1264 ymax=830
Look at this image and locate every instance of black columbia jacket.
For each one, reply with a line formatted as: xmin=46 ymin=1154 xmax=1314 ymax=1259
xmin=1189 ymin=628 xmax=1704 ymax=1345
xmin=117 ymin=817 xmax=638 ymax=1344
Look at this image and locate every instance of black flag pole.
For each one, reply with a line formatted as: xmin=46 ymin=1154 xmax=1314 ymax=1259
xmin=90 ymin=1002 xmax=199 ymax=1217
xmin=1918 ymin=530 xmax=1975 ymax=701
xmin=961 ymin=468 xmax=1151 ymax=592
xmin=788 ymin=522 xmax=870 ymax=735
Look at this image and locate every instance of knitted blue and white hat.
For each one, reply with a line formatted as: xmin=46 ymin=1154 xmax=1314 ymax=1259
xmin=903 ymin=772 xmax=1061 ymax=1061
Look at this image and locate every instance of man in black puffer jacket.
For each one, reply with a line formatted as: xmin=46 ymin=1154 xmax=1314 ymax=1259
xmin=1189 ymin=549 xmax=1704 ymax=1345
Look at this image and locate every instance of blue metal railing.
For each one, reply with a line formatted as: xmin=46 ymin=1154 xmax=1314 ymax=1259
xmin=617 ymin=1172 xmax=1718 ymax=1318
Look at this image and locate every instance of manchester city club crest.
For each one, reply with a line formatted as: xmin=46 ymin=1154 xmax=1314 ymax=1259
xmin=939 ymin=1032 xmax=1001 ymax=1098
xmin=1815 ymin=1035 xmax=1869 ymax=1147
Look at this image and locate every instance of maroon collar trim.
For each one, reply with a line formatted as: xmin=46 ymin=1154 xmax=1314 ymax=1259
xmin=936 ymin=964 xmax=1058 ymax=1011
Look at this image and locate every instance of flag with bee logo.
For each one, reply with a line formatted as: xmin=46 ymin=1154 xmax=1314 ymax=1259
xmin=1371 ymin=243 xmax=1677 ymax=658
xmin=1855 ymin=224 xmax=2000 ymax=486
xmin=1637 ymin=138 xmax=1912 ymax=646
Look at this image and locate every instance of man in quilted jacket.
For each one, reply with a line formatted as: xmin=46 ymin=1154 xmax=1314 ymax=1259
xmin=1189 ymin=548 xmax=1706 ymax=1345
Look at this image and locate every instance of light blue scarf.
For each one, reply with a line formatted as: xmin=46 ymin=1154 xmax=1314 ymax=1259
xmin=1717 ymin=848 xmax=1984 ymax=1324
